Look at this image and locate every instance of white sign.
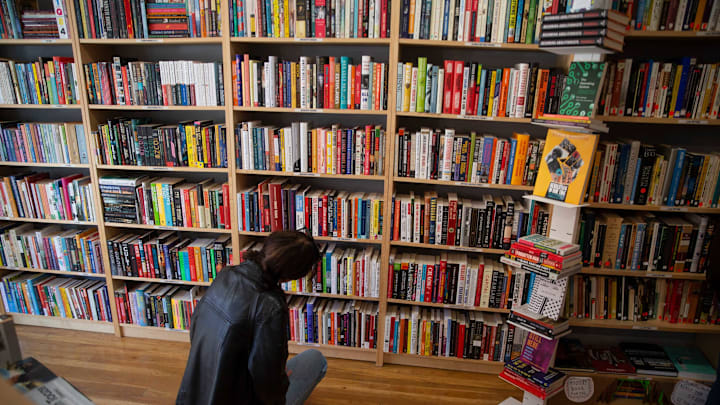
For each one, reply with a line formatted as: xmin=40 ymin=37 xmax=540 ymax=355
xmin=671 ymin=380 xmax=710 ymax=405
xmin=564 ymin=377 xmax=594 ymax=403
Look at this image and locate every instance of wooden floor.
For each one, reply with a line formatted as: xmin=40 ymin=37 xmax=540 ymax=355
xmin=16 ymin=325 xmax=522 ymax=404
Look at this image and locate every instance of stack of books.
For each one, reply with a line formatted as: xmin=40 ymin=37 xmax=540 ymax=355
xmin=0 ymin=57 xmax=80 ymax=105
xmin=502 ymin=234 xmax=583 ymax=279
xmin=115 ymin=283 xmax=204 ymax=330
xmin=0 ymin=173 xmax=96 ymax=222
xmin=499 ymin=358 xmax=567 ymax=400
xmin=0 ymin=122 xmax=89 ymax=165
xmin=20 ymin=11 xmax=60 ymax=38
xmin=539 ymin=10 xmax=630 ymax=53
xmin=287 ymin=297 xmax=379 ymax=348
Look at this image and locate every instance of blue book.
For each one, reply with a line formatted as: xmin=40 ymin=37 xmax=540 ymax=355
xmin=340 ymin=57 xmax=349 ymax=108
xmin=616 ymin=224 xmax=627 ymax=269
xmin=419 ymin=264 xmax=427 ymax=302
xmin=631 ymin=222 xmax=646 ymax=270
xmin=140 ymin=0 xmax=149 ymax=38
xmin=504 ymin=0 xmax=512 ymax=42
xmin=393 ymin=319 xmax=400 ymax=353
xmin=640 ymin=61 xmax=654 ymax=116
xmin=674 ymin=57 xmax=692 ymax=116
xmin=506 ymin=138 xmax=517 ymax=184
xmin=306 ymin=299 xmax=315 ymax=343
xmin=515 ymin=0 xmax=525 ymax=43
xmin=526 ymin=273 xmax=536 ymax=301
xmin=476 ymin=69 xmax=487 ymax=115
xmin=635 ymin=0 xmax=647 ymax=29
xmin=612 ymin=144 xmax=630 ymax=203
xmin=25 ymin=275 xmax=44 ymax=315
xmin=666 ymin=149 xmax=686 ymax=206
xmin=163 ymin=184 xmax=174 ymax=226
xmin=442 ymin=0 xmax=451 ymax=40
xmin=429 ymin=65 xmax=439 ymax=113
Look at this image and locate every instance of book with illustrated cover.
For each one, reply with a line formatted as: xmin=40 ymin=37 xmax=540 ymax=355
xmin=519 ymin=332 xmax=559 ymax=373
xmin=554 ymin=62 xmax=607 ymax=119
xmin=527 ymin=277 xmax=568 ymax=320
xmin=588 ymin=346 xmax=637 ymax=374
xmin=533 ymin=129 xmax=598 ymax=205
xmin=663 ymin=346 xmax=716 ymax=381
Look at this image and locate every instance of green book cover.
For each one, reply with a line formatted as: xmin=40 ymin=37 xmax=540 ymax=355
xmin=416 ymin=57 xmax=427 ymax=113
xmin=663 ymin=345 xmax=716 ymax=381
xmin=557 ymin=62 xmax=607 ymax=118
xmin=526 ymin=0 xmax=538 ymax=44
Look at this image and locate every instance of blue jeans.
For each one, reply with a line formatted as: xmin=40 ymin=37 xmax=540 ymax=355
xmin=286 ymin=349 xmax=327 ymax=405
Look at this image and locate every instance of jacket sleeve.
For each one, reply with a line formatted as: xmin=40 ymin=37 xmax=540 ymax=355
xmin=248 ymin=306 xmax=289 ymax=405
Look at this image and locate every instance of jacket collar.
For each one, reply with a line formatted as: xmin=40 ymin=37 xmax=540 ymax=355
xmin=239 ymin=260 xmax=282 ymax=292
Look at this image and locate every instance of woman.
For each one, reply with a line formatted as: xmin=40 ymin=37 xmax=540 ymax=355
xmin=177 ymin=231 xmax=326 ymax=405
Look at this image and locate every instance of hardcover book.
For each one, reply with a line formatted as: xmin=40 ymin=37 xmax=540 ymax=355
xmin=555 ymin=61 xmax=607 ymax=119
xmin=587 ymin=346 xmax=637 ymax=374
xmin=619 ymin=342 xmax=677 ymax=377
xmin=519 ymin=332 xmax=559 ymax=373
xmin=555 ymin=338 xmax=594 ymax=372
xmin=663 ymin=346 xmax=716 ymax=381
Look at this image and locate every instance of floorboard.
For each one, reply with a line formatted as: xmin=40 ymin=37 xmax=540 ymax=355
xmin=15 ymin=325 xmax=522 ymax=404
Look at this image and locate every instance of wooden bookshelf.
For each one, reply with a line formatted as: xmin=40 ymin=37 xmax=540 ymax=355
xmin=80 ymin=37 xmax=223 ymax=45
xmin=9 ymin=313 xmax=115 ymax=334
xmin=390 ymin=241 xmax=506 ymax=255
xmin=0 ymin=217 xmax=97 ymax=225
xmin=288 ymin=342 xmax=377 ymax=362
xmin=104 ymin=222 xmax=233 ymax=233
xmin=284 ymin=290 xmax=380 ymax=301
xmin=120 ymin=324 xmax=190 ymax=342
xmin=236 ymin=169 xmax=384 ymax=181
xmin=96 ymin=164 xmax=229 ymax=173
xmin=0 ymin=104 xmax=81 ymax=109
xmin=567 ymin=370 xmax=714 ymax=383
xmin=586 ymin=202 xmax=720 ymax=214
xmin=597 ymin=115 xmax=720 ymax=125
xmin=580 ymin=267 xmax=707 ymax=280
xmin=231 ymin=37 xmax=391 ymax=45
xmin=568 ymin=318 xmax=720 ymax=334
xmin=238 ymin=230 xmax=383 ymax=244
xmin=89 ymin=104 xmax=226 ymax=111
xmin=233 ymin=106 xmax=388 ymax=115
xmin=386 ymin=298 xmax=511 ymax=313
xmin=0 ymin=39 xmax=74 ymax=45
xmin=394 ymin=177 xmax=534 ymax=191
xmin=0 ymin=161 xmax=90 ymax=168
xmin=397 ymin=38 xmax=541 ymax=51
xmin=397 ymin=111 xmax=533 ymax=123
xmin=383 ymin=352 xmax=504 ymax=373
xmin=625 ymin=30 xmax=720 ymax=38
xmin=112 ymin=275 xmax=213 ymax=286
xmin=0 ymin=266 xmax=106 ymax=278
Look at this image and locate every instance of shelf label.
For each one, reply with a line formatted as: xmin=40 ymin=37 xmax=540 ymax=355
xmin=564 ymin=377 xmax=594 ymax=403
xmin=150 ymin=166 xmax=171 ymax=171
xmin=461 ymin=114 xmax=493 ymax=120
xmin=296 ymin=108 xmax=321 ymax=113
xmin=295 ymin=38 xmax=323 ymax=42
xmin=677 ymin=119 xmax=708 ymax=125
xmin=137 ymin=38 xmax=163 ymax=43
xmin=660 ymin=206 xmax=688 ymax=212
xmin=465 ymin=41 xmax=502 ymax=48
xmin=646 ymin=273 xmax=672 ymax=278
xmin=142 ymin=105 xmax=168 ymax=110
xmin=52 ymin=104 xmax=68 ymax=108
xmin=156 ymin=226 xmax=174 ymax=230
xmin=306 ymin=172 xmax=321 ymax=177
xmin=42 ymin=39 xmax=58 ymax=43
xmin=696 ymin=32 xmax=720 ymax=37
xmin=456 ymin=247 xmax=476 ymax=252
xmin=631 ymin=325 xmax=658 ymax=330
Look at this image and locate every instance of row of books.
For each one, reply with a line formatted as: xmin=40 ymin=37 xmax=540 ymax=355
xmin=0 ymin=3 xmax=68 ymax=39
xmin=235 ymin=121 xmax=386 ymax=175
xmin=72 ymin=0 xmax=221 ymax=39
xmin=237 ymin=180 xmax=384 ymax=240
xmin=610 ymin=0 xmax=720 ymax=32
xmin=279 ymin=244 xmax=381 ymax=298
xmin=598 ymin=58 xmax=720 ymax=119
xmin=384 ymin=305 xmax=513 ymax=361
xmin=114 ymin=283 xmax=204 ymax=330
xmin=0 ymin=122 xmax=89 ymax=165
xmin=287 ymin=296 xmax=379 ymax=348
xmin=391 ymin=193 xmax=532 ymax=249
xmin=388 ymin=252 xmax=521 ymax=309
xmin=564 ymin=276 xmax=719 ymax=324
xmin=93 ymin=119 xmax=228 ymax=168
xmin=232 ymin=54 xmax=387 ymax=110
xmin=0 ymin=224 xmax=104 ymax=275
xmin=85 ymin=59 xmax=225 ymax=106
xmin=230 ymin=0 xmax=391 ymax=38
xmin=0 ymin=57 xmax=80 ymax=105
xmin=395 ymin=129 xmax=543 ymax=186
xmin=0 ymin=173 xmax=96 ymax=223
xmin=108 ymin=232 xmax=232 ymax=282
xmin=0 ymin=273 xmax=113 ymax=322
xmin=399 ymin=0 xmax=544 ymax=45
xmin=585 ymin=141 xmax=720 ymax=208
xmin=578 ymin=211 xmax=715 ymax=273
xmin=99 ymin=176 xmax=231 ymax=229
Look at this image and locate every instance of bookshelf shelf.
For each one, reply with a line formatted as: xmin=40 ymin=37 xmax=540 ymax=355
xmin=625 ymin=30 xmax=720 ymax=38
xmin=96 ymin=164 xmax=229 ymax=173
xmin=396 ymin=111 xmax=532 ymax=123
xmin=0 ymin=266 xmax=106 ymax=278
xmin=120 ymin=323 xmax=190 ymax=342
xmin=79 ymin=37 xmax=223 ymax=45
xmin=597 ymin=115 xmax=720 ymax=125
xmin=112 ymin=275 xmax=212 ymax=286
xmin=568 ymin=318 xmax=720 ymax=334
xmin=238 ymin=230 xmax=383 ymax=245
xmin=393 ymin=177 xmax=534 ymax=191
xmin=288 ymin=342 xmax=377 ymax=362
xmin=386 ymin=298 xmax=510 ymax=313
xmin=0 ymin=217 xmax=96 ymax=226
xmin=233 ymin=106 xmax=388 ymax=115
xmin=0 ymin=39 xmax=73 ymax=45
xmin=383 ymin=352 xmax=504 ymax=373
xmin=88 ymin=104 xmax=226 ymax=111
xmin=104 ymin=222 xmax=232 ymax=233
xmin=284 ymin=291 xmax=380 ymax=301
xmin=231 ymin=37 xmax=391 ymax=45
xmin=397 ymin=38 xmax=542 ymax=51
xmin=580 ymin=268 xmax=707 ymax=280
xmin=0 ymin=104 xmax=81 ymax=109
xmin=390 ymin=241 xmax=506 ymax=255
xmin=236 ymin=169 xmax=384 ymax=181
xmin=566 ymin=370 xmax=713 ymax=383
xmin=0 ymin=161 xmax=90 ymax=168
xmin=586 ymin=202 xmax=720 ymax=214
xmin=9 ymin=312 xmax=115 ymax=334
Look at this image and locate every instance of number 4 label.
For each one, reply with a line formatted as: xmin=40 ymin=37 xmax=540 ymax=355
xmin=53 ymin=0 xmax=69 ymax=39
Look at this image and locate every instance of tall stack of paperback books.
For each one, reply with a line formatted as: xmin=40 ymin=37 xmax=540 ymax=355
xmin=539 ymin=9 xmax=630 ymax=53
xmin=499 ymin=234 xmax=582 ymax=402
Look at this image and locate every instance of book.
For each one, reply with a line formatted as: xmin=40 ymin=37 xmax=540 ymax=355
xmin=0 ymin=122 xmax=88 ymax=165
xmin=533 ymin=129 xmax=599 ymax=205
xmin=663 ymin=345 xmax=716 ymax=381
xmin=0 ymin=57 xmax=80 ymax=105
xmin=289 ymin=297 xmax=379 ymax=348
xmin=0 ymin=172 xmax=95 ymax=222
xmin=619 ymin=342 xmax=678 ymax=376
xmin=508 ymin=304 xmax=570 ymax=339
xmin=554 ymin=338 xmax=594 ymax=372
xmin=503 ymin=357 xmax=567 ymax=394
xmin=519 ymin=332 xmax=559 ymax=373
xmin=607 ymin=0 xmax=720 ymax=31
xmin=587 ymin=346 xmax=637 ymax=374
xmin=114 ymin=283 xmax=204 ymax=330
xmin=517 ymin=235 xmax=580 ymax=256
xmin=0 ymin=357 xmax=93 ymax=405
xmin=554 ymin=61 xmax=607 ymax=119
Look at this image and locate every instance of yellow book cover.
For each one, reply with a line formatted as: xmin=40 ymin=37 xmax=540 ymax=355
xmin=199 ymin=127 xmax=208 ymax=168
xmin=295 ymin=2 xmax=306 ymax=38
xmin=185 ymin=124 xmax=197 ymax=167
xmin=283 ymin=0 xmax=290 ymax=37
xmin=291 ymin=63 xmax=297 ymax=108
xmin=194 ymin=247 xmax=204 ymax=281
xmin=31 ymin=63 xmax=43 ymax=103
xmin=533 ymin=129 xmax=598 ymax=205
xmin=273 ymin=0 xmax=280 ymax=37
xmin=279 ymin=129 xmax=286 ymax=171
xmin=668 ymin=66 xmax=683 ymax=117
xmin=408 ymin=0 xmax=416 ymax=35
xmin=487 ymin=70 xmax=497 ymax=117
xmin=171 ymin=299 xmax=179 ymax=329
xmin=402 ymin=63 xmax=412 ymax=111
xmin=326 ymin=128 xmax=333 ymax=174
xmin=311 ymin=128 xmax=318 ymax=172
xmin=60 ymin=286 xmax=73 ymax=318
xmin=188 ymin=189 xmax=198 ymax=228
xmin=154 ymin=182 xmax=166 ymax=224
xmin=511 ymin=132 xmax=530 ymax=185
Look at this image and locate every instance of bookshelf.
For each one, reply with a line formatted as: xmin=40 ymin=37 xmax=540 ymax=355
xmin=0 ymin=1 xmax=718 ymax=379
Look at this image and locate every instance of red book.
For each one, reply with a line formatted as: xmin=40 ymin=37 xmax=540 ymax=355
xmin=437 ymin=257 xmax=447 ymax=303
xmin=380 ymin=0 xmax=388 ymax=37
xmin=499 ymin=369 xmax=559 ymax=400
xmin=187 ymin=246 xmax=197 ymax=281
xmin=466 ymin=67 xmax=477 ymax=113
xmin=278 ymin=65 xmax=284 ymax=107
xmin=86 ymin=0 xmax=97 ymax=38
xmin=323 ymin=64 xmax=330 ymax=107
xmin=510 ymin=243 xmax=582 ymax=266
xmin=388 ymin=315 xmax=396 ymax=350
xmin=424 ymin=263 xmax=434 ymax=302
xmin=322 ymin=195 xmax=329 ymax=236
xmin=354 ymin=65 xmax=362 ymax=109
xmin=315 ymin=0 xmax=327 ymax=37
xmin=451 ymin=61 xmax=464 ymax=114
xmin=364 ymin=125 xmax=373 ymax=174
xmin=268 ymin=180 xmax=284 ymax=231
xmin=443 ymin=60 xmax=454 ymax=113
xmin=636 ymin=63 xmax=649 ymax=116
xmin=144 ymin=243 xmax=155 ymax=278
xmin=121 ymin=66 xmax=131 ymax=105
xmin=470 ymin=0 xmax=479 ymax=41
xmin=222 ymin=183 xmax=231 ymax=229
xmin=387 ymin=264 xmax=394 ymax=298
xmin=60 ymin=174 xmax=82 ymax=219
xmin=328 ymin=57 xmax=336 ymax=108
xmin=474 ymin=262 xmax=484 ymax=306
xmin=447 ymin=194 xmax=458 ymax=246
xmin=499 ymin=140 xmax=511 ymax=183
xmin=670 ymin=280 xmax=683 ymax=323
xmin=489 ymin=325 xmax=497 ymax=359
xmin=457 ymin=322 xmax=466 ymax=358
xmin=132 ymin=243 xmax=144 ymax=278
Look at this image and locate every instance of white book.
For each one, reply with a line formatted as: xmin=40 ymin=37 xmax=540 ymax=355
xmin=507 ymin=69 xmax=518 ymax=117
xmin=432 ymin=0 xmax=443 ymax=40
xmin=447 ymin=0 xmax=457 ymax=40
xmin=491 ymin=0 xmax=503 ymax=43
xmin=674 ymin=0 xmax=688 ymax=30
xmin=441 ymin=129 xmax=455 ymax=180
xmin=413 ymin=197 xmax=422 ymax=243
xmin=457 ymin=0 xmax=467 ymax=41
xmin=708 ymin=0 xmax=720 ymax=32
xmin=515 ymin=63 xmax=529 ymax=117
xmin=643 ymin=62 xmax=659 ymax=117
xmin=435 ymin=68 xmax=445 ymax=114
xmin=361 ymin=56 xmax=371 ymax=110
xmin=413 ymin=0 xmax=424 ymax=39
xmin=460 ymin=66 xmax=470 ymax=115
xmin=649 ymin=0 xmax=664 ymax=30
xmin=299 ymin=57 xmax=308 ymax=108
xmin=299 ymin=122 xmax=308 ymax=172
xmin=396 ymin=62 xmax=404 ymax=111
xmin=477 ymin=0 xmax=488 ymax=41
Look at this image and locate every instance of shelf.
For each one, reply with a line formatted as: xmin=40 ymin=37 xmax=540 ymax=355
xmin=0 ymin=161 xmax=90 ymax=168
xmin=234 ymin=106 xmax=388 ymax=115
xmin=0 ymin=39 xmax=73 ymax=45
xmin=104 ymin=222 xmax=232 ymax=233
xmin=394 ymin=177 xmax=534 ymax=191
xmin=586 ymin=202 xmax=720 ymax=214
xmin=120 ymin=323 xmax=190 ymax=342
xmin=80 ymin=37 xmax=222 ymax=45
xmin=0 ymin=104 xmax=81 ymax=109
xmin=397 ymin=38 xmax=542 ymax=51
xmin=237 ymin=169 xmax=384 ymax=181
xmin=383 ymin=352 xmax=504 ymax=373
xmin=9 ymin=312 xmax=114 ymax=334
xmin=112 ymin=275 xmax=212 ymax=286
xmin=0 ymin=266 xmax=106 ymax=278
xmin=568 ymin=318 xmax=720 ymax=333
xmin=386 ymin=298 xmax=510 ymax=313
xmin=597 ymin=115 xmax=720 ymax=125
xmin=625 ymin=30 xmax=720 ymax=38
xmin=89 ymin=104 xmax=226 ymax=111
xmin=580 ymin=267 xmax=707 ymax=280
xmin=0 ymin=217 xmax=96 ymax=225
xmin=397 ymin=111 xmax=532 ymax=123
xmin=284 ymin=290 xmax=380 ymax=301
xmin=232 ymin=37 xmax=390 ymax=45
xmin=390 ymin=241 xmax=506 ymax=254
xmin=238 ymin=230 xmax=383 ymax=244
xmin=96 ymin=164 xmax=229 ymax=173
xmin=288 ymin=341 xmax=377 ymax=362
xmin=566 ymin=370 xmax=714 ymax=383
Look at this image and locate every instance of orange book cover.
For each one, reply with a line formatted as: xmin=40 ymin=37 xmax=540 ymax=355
xmin=498 ymin=68 xmax=511 ymax=117
xmin=534 ymin=69 xmax=550 ymax=118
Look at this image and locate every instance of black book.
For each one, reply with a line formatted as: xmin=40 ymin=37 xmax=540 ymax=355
xmin=620 ymin=342 xmax=678 ymax=376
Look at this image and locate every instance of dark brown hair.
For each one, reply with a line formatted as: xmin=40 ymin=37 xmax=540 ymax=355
xmin=245 ymin=231 xmax=321 ymax=286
